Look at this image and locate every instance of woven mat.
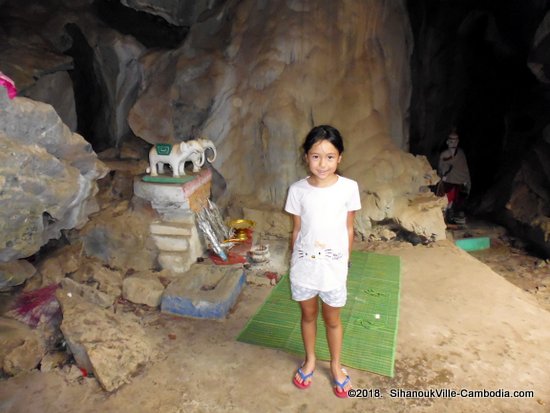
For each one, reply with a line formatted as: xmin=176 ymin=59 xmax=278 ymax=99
xmin=236 ymin=251 xmax=401 ymax=377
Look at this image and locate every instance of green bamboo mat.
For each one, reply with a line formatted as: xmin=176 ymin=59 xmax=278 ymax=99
xmin=236 ymin=251 xmax=401 ymax=377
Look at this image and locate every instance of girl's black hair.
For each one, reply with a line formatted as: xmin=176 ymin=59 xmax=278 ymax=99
xmin=302 ymin=125 xmax=344 ymax=155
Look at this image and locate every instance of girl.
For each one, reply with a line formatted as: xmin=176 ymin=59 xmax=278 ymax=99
xmin=284 ymin=125 xmax=361 ymax=398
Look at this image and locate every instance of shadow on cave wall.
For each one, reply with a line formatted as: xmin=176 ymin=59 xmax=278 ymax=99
xmin=65 ymin=23 xmax=107 ymax=152
xmin=93 ymin=0 xmax=189 ymax=49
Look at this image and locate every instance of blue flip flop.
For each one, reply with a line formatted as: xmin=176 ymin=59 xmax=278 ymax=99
xmin=293 ymin=366 xmax=314 ymax=389
xmin=333 ymin=368 xmax=351 ymax=398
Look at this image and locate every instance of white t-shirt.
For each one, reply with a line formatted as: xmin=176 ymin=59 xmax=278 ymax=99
xmin=284 ymin=175 xmax=362 ymax=291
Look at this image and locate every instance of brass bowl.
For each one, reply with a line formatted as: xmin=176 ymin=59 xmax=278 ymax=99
xmin=228 ymin=219 xmax=255 ymax=230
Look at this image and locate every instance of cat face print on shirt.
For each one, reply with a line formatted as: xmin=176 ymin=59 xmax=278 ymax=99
xmin=296 ymin=240 xmax=343 ymax=261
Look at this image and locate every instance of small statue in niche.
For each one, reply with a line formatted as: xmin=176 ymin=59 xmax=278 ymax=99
xmin=146 ymin=138 xmax=217 ymax=177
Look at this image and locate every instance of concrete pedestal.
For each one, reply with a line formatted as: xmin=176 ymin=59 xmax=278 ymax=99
xmin=133 ymin=168 xmax=212 ymax=273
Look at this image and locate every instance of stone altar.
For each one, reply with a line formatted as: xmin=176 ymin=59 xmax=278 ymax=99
xmin=133 ymin=168 xmax=212 ymax=273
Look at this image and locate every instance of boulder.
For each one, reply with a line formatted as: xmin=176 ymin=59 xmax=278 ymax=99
xmin=60 ymin=278 xmax=115 ymax=309
xmin=0 ymin=88 xmax=108 ymax=261
xmin=56 ymin=288 xmax=152 ymax=392
xmin=71 ymin=259 xmax=123 ymax=299
xmin=0 ymin=317 xmax=46 ymax=376
xmin=36 ymin=244 xmax=82 ymax=287
xmin=80 ymin=205 xmax=159 ymax=271
xmin=0 ymin=260 xmax=36 ymax=291
xmin=122 ymin=273 xmax=165 ymax=307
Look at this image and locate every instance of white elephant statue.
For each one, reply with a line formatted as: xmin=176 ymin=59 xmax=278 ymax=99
xmin=179 ymin=140 xmax=206 ymax=175
xmin=180 ymin=137 xmax=217 ymax=168
xmin=146 ymin=142 xmax=203 ymax=177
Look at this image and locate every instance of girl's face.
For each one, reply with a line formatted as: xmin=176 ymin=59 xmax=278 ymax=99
xmin=305 ymin=139 xmax=342 ymax=186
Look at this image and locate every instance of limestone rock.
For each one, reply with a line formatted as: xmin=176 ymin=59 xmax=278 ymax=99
xmin=0 ymin=88 xmax=108 ymax=261
xmin=120 ymin=0 xmax=223 ymax=27
xmin=71 ymin=259 xmax=123 ymax=299
xmin=75 ymin=25 xmax=146 ymax=148
xmin=499 ymin=142 xmax=550 ymax=256
xmin=60 ymin=278 xmax=115 ymax=309
xmin=392 ymin=194 xmax=448 ymax=242
xmin=80 ymin=206 xmax=158 ymax=271
xmin=24 ymin=71 xmax=77 ymax=132
xmin=56 ymin=288 xmax=152 ymax=392
xmin=122 ymin=273 xmax=165 ymax=307
xmin=0 ymin=259 xmax=36 ymax=291
xmin=0 ymin=317 xmax=46 ymax=376
xmin=1 ymin=0 xmax=147 ymax=149
xmin=40 ymin=351 xmax=71 ymax=372
xmin=36 ymin=244 xmax=82 ymax=287
xmin=529 ymin=11 xmax=550 ymax=84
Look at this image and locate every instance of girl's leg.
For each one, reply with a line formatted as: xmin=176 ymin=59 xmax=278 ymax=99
xmin=321 ymin=302 xmax=352 ymax=394
xmin=295 ymin=296 xmax=319 ymax=385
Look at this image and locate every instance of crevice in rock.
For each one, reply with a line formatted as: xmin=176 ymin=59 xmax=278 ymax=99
xmin=64 ymin=23 xmax=108 ymax=152
xmin=93 ymin=0 xmax=189 ymax=49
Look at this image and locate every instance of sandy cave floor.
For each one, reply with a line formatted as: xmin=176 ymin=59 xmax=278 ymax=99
xmin=1 ymin=221 xmax=550 ymax=413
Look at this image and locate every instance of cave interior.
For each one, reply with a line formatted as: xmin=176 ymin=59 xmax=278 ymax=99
xmin=2 ymin=0 xmax=550 ymax=254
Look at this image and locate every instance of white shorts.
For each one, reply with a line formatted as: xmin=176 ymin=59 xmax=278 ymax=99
xmin=290 ymin=283 xmax=347 ymax=308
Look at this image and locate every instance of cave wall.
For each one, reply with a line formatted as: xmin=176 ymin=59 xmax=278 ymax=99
xmin=0 ymin=0 xmax=447 ymax=252
xmin=128 ymin=0 xmax=444 ymax=239
xmin=407 ymin=0 xmax=550 ymax=255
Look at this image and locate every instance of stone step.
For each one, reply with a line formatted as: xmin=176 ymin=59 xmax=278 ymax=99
xmin=151 ymin=235 xmax=189 ymax=252
xmin=158 ymin=252 xmax=196 ymax=274
xmin=150 ymin=221 xmax=193 ymax=236
xmin=159 ymin=211 xmax=196 ymax=224
xmin=152 ymin=205 xmax=191 ymax=216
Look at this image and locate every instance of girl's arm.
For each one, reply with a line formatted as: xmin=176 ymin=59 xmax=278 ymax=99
xmin=290 ymin=214 xmax=301 ymax=250
xmin=347 ymin=210 xmax=356 ymax=255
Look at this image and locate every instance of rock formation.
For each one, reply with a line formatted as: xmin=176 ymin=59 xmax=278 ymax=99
xmin=128 ymin=0 xmax=444 ymax=241
xmin=0 ymin=0 xmax=447 ymax=250
xmin=0 ymin=88 xmax=108 ymax=261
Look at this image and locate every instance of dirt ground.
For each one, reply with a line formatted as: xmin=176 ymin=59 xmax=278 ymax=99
xmin=1 ymin=221 xmax=550 ymax=413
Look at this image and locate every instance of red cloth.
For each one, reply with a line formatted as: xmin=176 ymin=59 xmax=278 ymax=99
xmin=209 ymin=251 xmax=247 ymax=265
xmin=208 ymin=228 xmax=254 ymax=265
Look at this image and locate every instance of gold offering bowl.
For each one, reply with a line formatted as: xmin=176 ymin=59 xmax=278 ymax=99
xmin=228 ymin=219 xmax=255 ymax=230
xmin=224 ymin=219 xmax=255 ymax=243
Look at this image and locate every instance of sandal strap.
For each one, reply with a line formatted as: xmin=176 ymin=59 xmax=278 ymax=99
xmin=333 ymin=374 xmax=350 ymax=390
xmin=297 ymin=367 xmax=314 ymax=381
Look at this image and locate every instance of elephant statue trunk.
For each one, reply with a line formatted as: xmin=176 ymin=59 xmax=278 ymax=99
xmin=197 ymin=137 xmax=217 ymax=163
